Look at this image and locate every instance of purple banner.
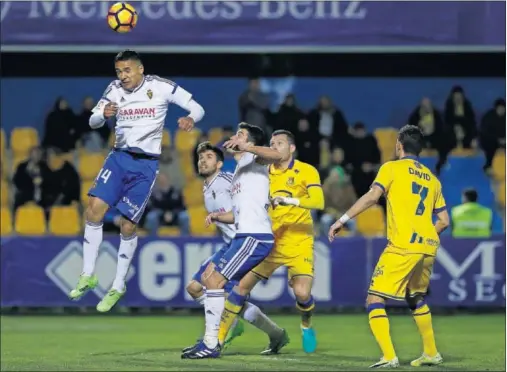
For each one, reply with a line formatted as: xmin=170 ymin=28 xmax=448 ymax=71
xmin=1 ymin=1 xmax=505 ymax=53
xmin=1 ymin=236 xmax=505 ymax=308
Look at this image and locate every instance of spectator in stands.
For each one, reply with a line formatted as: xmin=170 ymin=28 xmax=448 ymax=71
xmin=308 ymin=95 xmax=349 ymax=142
xmin=408 ymin=97 xmax=452 ymax=175
xmin=480 ymin=98 xmax=506 ymax=173
xmin=275 ymin=94 xmax=304 ymax=132
xmin=321 ymin=161 xmax=357 ymax=236
xmin=294 ymin=118 xmax=320 ymax=167
xmin=444 ymin=86 xmax=478 ymax=149
xmin=42 ymin=97 xmax=79 ymax=154
xmin=76 ymin=96 xmax=111 ymax=152
xmin=238 ymin=77 xmax=270 ymax=132
xmin=41 ymin=148 xmax=80 ymax=217
xmin=143 ymin=173 xmax=189 ymax=235
xmin=345 ymin=122 xmax=381 ymax=197
xmin=13 ymin=146 xmax=50 ymax=210
xmin=451 ymin=188 xmax=492 ymax=238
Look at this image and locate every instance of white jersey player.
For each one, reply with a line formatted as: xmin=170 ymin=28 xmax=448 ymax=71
xmin=69 ymin=50 xmax=205 ymax=313
xmin=182 ymin=124 xmax=290 ymax=359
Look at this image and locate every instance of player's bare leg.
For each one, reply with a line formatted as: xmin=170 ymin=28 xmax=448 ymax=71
xmin=291 ymin=275 xmax=317 ymax=353
xmin=407 ymin=294 xmax=442 ymax=367
xmin=96 ymin=217 xmax=138 ymax=312
xmin=69 ymin=196 xmax=108 ymax=300
xmin=366 ymin=294 xmax=399 ymax=368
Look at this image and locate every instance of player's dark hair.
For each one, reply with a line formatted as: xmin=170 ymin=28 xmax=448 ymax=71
xmin=238 ymin=122 xmax=266 ymax=146
xmin=463 ymin=188 xmax=478 ymax=203
xmin=272 ymin=129 xmax=296 ymax=145
xmin=114 ymin=49 xmax=142 ymax=63
xmin=398 ymin=125 xmax=424 ymax=156
xmin=196 ymin=141 xmax=224 ymax=162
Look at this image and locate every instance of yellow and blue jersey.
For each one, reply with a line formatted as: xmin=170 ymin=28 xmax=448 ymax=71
xmin=372 ymin=155 xmax=446 ymax=256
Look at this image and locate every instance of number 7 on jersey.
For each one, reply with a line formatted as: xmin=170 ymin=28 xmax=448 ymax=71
xmin=411 ymin=181 xmax=428 ymax=216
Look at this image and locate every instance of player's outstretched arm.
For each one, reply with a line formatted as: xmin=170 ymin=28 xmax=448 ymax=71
xmin=272 ymin=186 xmax=324 ymax=210
xmin=328 ymin=186 xmax=383 ymax=241
xmin=434 ymin=209 xmax=450 ymax=235
xmin=249 ymin=145 xmax=284 ymax=165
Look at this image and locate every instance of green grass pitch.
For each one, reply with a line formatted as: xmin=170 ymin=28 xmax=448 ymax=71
xmin=1 ymin=314 xmax=505 ymax=371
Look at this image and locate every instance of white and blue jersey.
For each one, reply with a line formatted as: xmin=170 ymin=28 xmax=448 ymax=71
xmin=87 ymin=76 xmax=204 ymax=223
xmin=215 ymin=153 xmax=274 ymax=282
xmin=192 ymin=172 xmax=236 ymax=289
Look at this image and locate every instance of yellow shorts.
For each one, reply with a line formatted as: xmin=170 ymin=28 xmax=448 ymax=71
xmin=368 ymin=246 xmax=435 ymax=301
xmin=252 ymin=240 xmax=314 ymax=281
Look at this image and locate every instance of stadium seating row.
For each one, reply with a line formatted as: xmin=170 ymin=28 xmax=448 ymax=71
xmin=0 ymin=203 xmax=220 ymax=237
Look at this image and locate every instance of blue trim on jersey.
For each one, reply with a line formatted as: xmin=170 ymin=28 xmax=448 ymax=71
xmin=114 ymin=147 xmax=160 ymax=159
xmin=372 ymin=182 xmax=386 ymax=193
xmin=101 ymin=96 xmax=111 ymax=102
xmin=234 ymin=233 xmax=274 ymax=241
xmin=433 ymin=206 xmax=447 ymax=214
xmin=288 ymin=158 xmax=295 ymax=169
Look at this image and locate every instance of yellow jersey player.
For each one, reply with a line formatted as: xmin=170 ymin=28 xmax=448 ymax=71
xmin=328 ymin=125 xmax=450 ymax=369
xmin=219 ymin=129 xmax=324 ymax=354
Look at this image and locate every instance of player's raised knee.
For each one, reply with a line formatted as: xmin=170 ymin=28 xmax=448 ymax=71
xmin=186 ymin=280 xmax=204 ymax=299
xmin=86 ymin=196 xmax=109 ymax=223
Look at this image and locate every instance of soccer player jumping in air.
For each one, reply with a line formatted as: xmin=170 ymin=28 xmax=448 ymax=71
xmin=329 ymin=125 xmax=449 ymax=368
xmin=69 ymin=50 xmax=205 ymax=312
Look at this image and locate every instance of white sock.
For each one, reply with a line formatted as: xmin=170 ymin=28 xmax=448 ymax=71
xmin=203 ymin=289 xmax=225 ymax=348
xmin=111 ymin=234 xmax=138 ymax=292
xmin=241 ymin=301 xmax=283 ymax=338
xmin=82 ymin=222 xmax=103 ymax=276
xmin=195 ymin=293 xmax=206 ymax=306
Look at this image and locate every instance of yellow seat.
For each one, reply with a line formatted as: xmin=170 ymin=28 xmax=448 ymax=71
xmin=208 ymin=128 xmax=224 ymax=145
xmin=49 ymin=205 xmax=81 ymax=236
xmin=356 ymin=205 xmax=386 ymax=237
xmin=497 ymin=182 xmax=506 ymax=208
xmin=375 ymin=128 xmax=398 ymax=163
xmin=15 ymin=203 xmax=46 ymax=235
xmin=179 ymin=152 xmax=196 ymax=182
xmin=188 ymin=206 xmax=216 ymax=236
xmin=79 ymin=153 xmax=104 ymax=181
xmin=175 ymin=129 xmax=202 ymax=153
xmin=162 ymin=130 xmax=172 ymax=147
xmin=157 ymin=226 xmax=181 ymax=237
xmin=10 ymin=127 xmax=39 ymax=157
xmin=1 ymin=181 xmax=9 ymax=207
xmin=0 ymin=207 xmax=13 ymax=236
xmin=81 ymin=181 xmax=94 ymax=205
xmin=183 ymin=179 xmax=204 ymax=208
xmin=492 ymin=150 xmax=506 ymax=181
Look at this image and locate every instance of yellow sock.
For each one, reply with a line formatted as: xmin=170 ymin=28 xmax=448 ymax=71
xmin=412 ymin=301 xmax=438 ymax=357
xmin=367 ymin=303 xmax=396 ymax=360
xmin=296 ymin=296 xmax=315 ymax=328
xmin=217 ymin=291 xmax=246 ymax=345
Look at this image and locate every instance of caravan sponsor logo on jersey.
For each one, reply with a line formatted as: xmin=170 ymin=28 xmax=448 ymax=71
xmin=118 ymin=107 xmax=156 ymax=121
